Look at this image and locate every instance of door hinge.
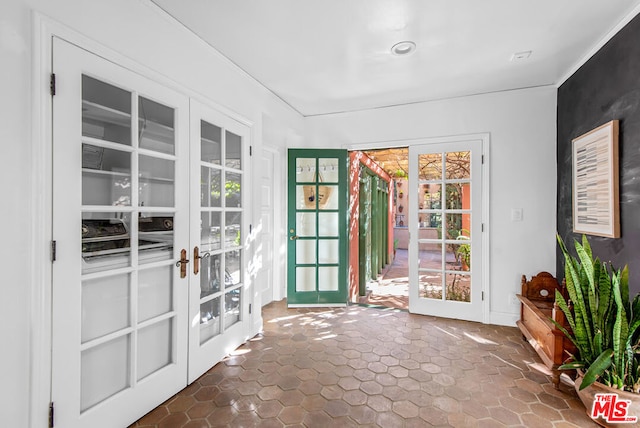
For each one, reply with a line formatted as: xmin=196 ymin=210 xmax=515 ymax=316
xmin=50 ymin=73 xmax=56 ymax=96
xmin=481 ymin=223 xmax=484 ymax=232
xmin=51 ymin=240 xmax=57 ymax=262
xmin=249 ymin=145 xmax=252 ymax=156
xmin=249 ymin=224 xmax=252 ymax=234
xmin=482 ymin=291 xmax=485 ymax=301
xmin=249 ymin=303 xmax=252 ymax=314
xmin=49 ymin=402 xmax=54 ymax=428
xmin=481 ymin=154 xmax=484 ymax=164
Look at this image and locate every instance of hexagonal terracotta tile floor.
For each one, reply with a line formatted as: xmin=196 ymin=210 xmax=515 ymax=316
xmin=130 ymin=300 xmax=598 ymax=427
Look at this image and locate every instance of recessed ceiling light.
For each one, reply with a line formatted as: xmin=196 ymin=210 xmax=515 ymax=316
xmin=391 ymin=41 xmax=416 ymax=56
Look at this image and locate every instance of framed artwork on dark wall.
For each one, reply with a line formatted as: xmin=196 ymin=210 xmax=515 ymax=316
xmin=572 ymin=120 xmax=620 ymax=238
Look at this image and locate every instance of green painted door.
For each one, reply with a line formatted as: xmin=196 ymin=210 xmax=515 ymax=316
xmin=287 ymin=149 xmax=348 ymax=306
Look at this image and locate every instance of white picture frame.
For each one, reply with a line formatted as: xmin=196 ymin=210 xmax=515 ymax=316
xmin=572 ymin=120 xmax=620 ymax=238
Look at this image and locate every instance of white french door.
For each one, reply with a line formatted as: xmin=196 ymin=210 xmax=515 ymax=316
xmin=408 ymin=139 xmax=484 ymax=322
xmin=188 ymin=101 xmax=250 ymax=382
xmin=51 ymin=38 xmax=251 ymax=427
xmin=51 ymin=37 xmax=190 ymax=428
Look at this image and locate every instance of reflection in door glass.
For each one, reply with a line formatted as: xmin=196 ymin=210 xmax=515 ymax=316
xmin=201 ymin=212 xmax=221 ymax=251
xmin=82 ymin=75 xmax=132 ymax=146
xmin=200 ymin=297 xmax=221 ymax=344
xmin=138 ymin=97 xmax=175 ymax=155
xmin=200 ymin=166 xmax=221 ymax=207
xmin=82 ymin=144 xmax=131 ymax=206
xmin=81 ymin=213 xmax=132 ymax=273
xmin=139 ymin=155 xmax=175 ymax=207
xmin=225 ymin=131 xmax=242 ymax=169
xmin=201 ymin=121 xmax=221 ymax=165
xmin=224 ymin=288 xmax=241 ymax=328
xmin=225 ymin=250 xmax=241 ymax=286
xmin=225 ymin=172 xmax=242 ymax=208
xmin=200 ymin=253 xmax=222 ymax=298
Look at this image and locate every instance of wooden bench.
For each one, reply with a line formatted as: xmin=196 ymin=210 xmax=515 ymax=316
xmin=516 ymin=271 xmax=575 ymax=389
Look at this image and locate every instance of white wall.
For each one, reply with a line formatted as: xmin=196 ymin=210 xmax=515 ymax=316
xmin=304 ymin=86 xmax=558 ymax=326
xmin=1 ymin=0 xmax=303 ymax=426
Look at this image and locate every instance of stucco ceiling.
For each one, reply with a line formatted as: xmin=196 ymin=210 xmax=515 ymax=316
xmin=151 ymin=0 xmax=640 ymax=117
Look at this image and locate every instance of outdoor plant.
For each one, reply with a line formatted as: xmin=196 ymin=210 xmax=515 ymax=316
xmin=554 ymin=234 xmax=640 ymax=392
xmin=455 ymin=229 xmax=471 ymax=270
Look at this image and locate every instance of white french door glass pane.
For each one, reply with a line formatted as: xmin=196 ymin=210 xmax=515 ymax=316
xmin=296 ymin=240 xmax=316 ymax=264
xmin=296 ymin=185 xmax=316 ymax=209
xmin=446 ymin=151 xmax=471 ymax=179
xmin=82 ymin=145 xmax=131 ymax=206
xmin=137 ymin=319 xmax=172 ymax=380
xmin=318 ymin=266 xmax=339 ymax=291
xmin=81 ymin=274 xmax=130 ymax=343
xmin=418 ymin=153 xmax=442 ymax=180
xmin=201 ymin=121 xmax=221 ymax=165
xmin=81 ymin=334 xmax=130 ymax=412
xmin=317 ymin=184 xmax=338 ymax=210
xmin=295 ymin=158 xmax=315 ymax=182
xmin=138 ymin=266 xmax=172 ymax=322
xmin=296 ymin=267 xmax=315 ymax=292
xmin=201 ymin=211 xmax=221 ymax=251
xmin=82 ymin=213 xmax=132 ymax=273
xmin=200 ymin=253 xmax=222 ymax=298
xmin=296 ymin=213 xmax=315 ymax=237
xmin=225 ymin=130 xmax=242 ymax=169
xmin=446 ymin=273 xmax=471 ymax=302
xmin=138 ymin=97 xmax=175 ymax=155
xmin=419 ymin=243 xmax=443 ymax=269
xmin=318 ymin=240 xmax=339 ymax=264
xmin=318 ymin=212 xmax=338 ymax=237
xmin=200 ymin=166 xmax=221 ymax=207
xmin=82 ymin=75 xmax=131 ymax=146
xmin=317 ymin=158 xmax=339 ymax=183
xmin=225 ymin=212 xmax=241 ymax=247
xmin=225 ymin=250 xmax=241 ymax=286
xmin=224 ymin=288 xmax=241 ymax=328
xmin=225 ymin=172 xmax=242 ymax=208
xmin=200 ymin=297 xmax=221 ymax=344
xmin=139 ymin=155 xmax=174 ymax=207
xmin=420 ymin=272 xmax=443 ymax=300
xmin=138 ymin=214 xmax=174 ymax=264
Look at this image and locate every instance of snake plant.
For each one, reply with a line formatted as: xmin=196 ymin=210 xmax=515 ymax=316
xmin=554 ymin=234 xmax=640 ymax=392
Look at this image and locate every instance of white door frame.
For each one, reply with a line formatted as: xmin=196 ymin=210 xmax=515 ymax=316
xmin=29 ymin=14 xmax=256 ymax=428
xmin=347 ymin=133 xmax=490 ymax=323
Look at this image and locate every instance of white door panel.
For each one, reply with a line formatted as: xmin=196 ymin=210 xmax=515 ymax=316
xmin=408 ymin=139 xmax=484 ymax=322
xmin=52 ymin=37 xmax=189 ymax=428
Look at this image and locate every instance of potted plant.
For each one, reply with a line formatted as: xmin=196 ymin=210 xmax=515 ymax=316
xmin=555 ymin=234 xmax=640 ymax=426
xmin=455 ymin=230 xmax=471 ymax=271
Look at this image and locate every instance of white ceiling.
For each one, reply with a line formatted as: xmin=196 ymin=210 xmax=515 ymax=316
xmin=151 ymin=0 xmax=640 ymax=117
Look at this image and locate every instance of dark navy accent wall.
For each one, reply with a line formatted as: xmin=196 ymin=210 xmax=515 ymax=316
xmin=557 ymin=13 xmax=640 ymax=293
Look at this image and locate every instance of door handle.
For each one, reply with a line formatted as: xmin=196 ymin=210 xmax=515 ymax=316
xmin=290 ymin=235 xmax=298 ymax=240
xmin=193 ymin=246 xmax=210 ymax=275
xmin=175 ymin=249 xmax=190 ymax=279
